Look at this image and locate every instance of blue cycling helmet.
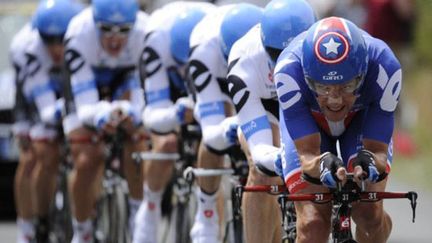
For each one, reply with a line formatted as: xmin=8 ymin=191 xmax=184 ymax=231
xmin=34 ymin=0 xmax=82 ymax=37
xmin=170 ymin=8 xmax=207 ymax=64
xmin=220 ymin=3 xmax=263 ymax=58
xmin=302 ymin=17 xmax=368 ymax=86
xmin=261 ymin=0 xmax=316 ymax=50
xmin=93 ymin=0 xmax=138 ymax=25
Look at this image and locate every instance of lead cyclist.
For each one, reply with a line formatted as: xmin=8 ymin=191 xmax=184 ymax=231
xmin=274 ymin=17 xmax=402 ymax=243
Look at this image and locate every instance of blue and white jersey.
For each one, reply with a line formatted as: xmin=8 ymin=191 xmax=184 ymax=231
xmin=275 ymin=31 xmax=402 ymax=145
xmin=9 ymin=23 xmax=39 ymax=135
xmin=188 ymin=5 xmax=235 ymax=151
xmin=64 ymin=7 xmax=149 ymax=127
xmin=141 ymin=2 xmax=214 ymax=134
xmin=22 ymin=28 xmax=66 ymax=126
xmin=227 ymin=24 xmax=280 ymax=169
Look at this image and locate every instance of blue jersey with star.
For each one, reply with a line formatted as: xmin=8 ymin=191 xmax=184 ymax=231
xmin=274 ymin=31 xmax=401 ymax=145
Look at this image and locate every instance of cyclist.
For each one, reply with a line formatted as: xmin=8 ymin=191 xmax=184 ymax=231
xmin=274 ymin=17 xmax=400 ymax=243
xmin=134 ymin=2 xmax=214 ymax=242
xmin=9 ymin=20 xmax=38 ymax=243
xmin=12 ymin=0 xmax=83 ymax=241
xmin=226 ymin=0 xmax=315 ymax=242
xmin=63 ymin=0 xmax=149 ymax=241
xmin=187 ymin=4 xmax=263 ymax=242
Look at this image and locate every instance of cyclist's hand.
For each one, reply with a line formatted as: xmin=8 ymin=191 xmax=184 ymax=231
xmin=221 ymin=116 xmax=239 ymax=145
xmin=175 ymin=97 xmax=195 ymax=124
xmin=352 ymin=149 xmax=380 ymax=183
xmin=319 ymin=152 xmax=345 ymax=188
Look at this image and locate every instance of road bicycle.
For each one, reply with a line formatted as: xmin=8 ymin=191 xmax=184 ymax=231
xmin=277 ymin=173 xmax=417 ymax=243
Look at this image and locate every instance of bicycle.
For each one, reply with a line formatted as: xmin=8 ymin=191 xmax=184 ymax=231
xmin=277 ymin=173 xmax=418 ymax=243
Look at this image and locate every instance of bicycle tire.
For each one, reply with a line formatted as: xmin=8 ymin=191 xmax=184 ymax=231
xmin=228 ymin=185 xmax=243 ymax=243
xmin=48 ymin=164 xmax=73 ymax=243
xmin=108 ymin=179 xmax=129 ymax=243
xmin=94 ymin=189 xmax=110 ymax=243
xmin=94 ymin=177 xmax=129 ymax=243
xmin=175 ymin=201 xmax=194 ymax=243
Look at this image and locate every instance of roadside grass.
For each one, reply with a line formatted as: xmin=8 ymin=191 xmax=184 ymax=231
xmin=391 ymin=66 xmax=432 ymax=192
xmin=391 ymin=153 xmax=432 ymax=192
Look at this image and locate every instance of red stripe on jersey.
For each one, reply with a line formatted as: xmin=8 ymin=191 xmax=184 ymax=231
xmin=344 ymin=111 xmax=356 ymax=127
xmin=311 ymin=110 xmax=331 ymax=134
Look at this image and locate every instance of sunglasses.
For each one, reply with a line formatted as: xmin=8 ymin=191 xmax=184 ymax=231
xmin=306 ymin=76 xmax=363 ymax=97
xmin=97 ymin=22 xmax=133 ymax=37
xmin=40 ymin=32 xmax=65 ymax=45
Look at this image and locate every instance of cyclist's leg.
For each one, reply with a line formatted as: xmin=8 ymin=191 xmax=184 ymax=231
xmin=68 ymin=126 xmax=105 ymax=243
xmin=280 ymin=119 xmax=333 ymax=243
xmin=338 ymin=112 xmax=392 ymax=243
xmin=123 ymin=127 xmax=148 ymax=236
xmin=190 ymin=143 xmax=224 ymax=242
xmin=134 ymin=133 xmax=176 ymax=243
xmin=192 ymin=102 xmax=233 ymax=242
xmin=351 ymin=179 xmax=391 ymax=243
xmin=239 ymin=122 xmax=283 ymax=243
xmin=14 ymin=134 xmax=37 ymax=242
xmin=30 ymin=124 xmax=61 ymax=240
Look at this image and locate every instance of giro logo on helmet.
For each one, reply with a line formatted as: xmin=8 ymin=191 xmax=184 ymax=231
xmin=109 ymin=12 xmax=126 ymax=22
xmin=315 ymin=32 xmax=349 ymax=64
xmin=323 ymin=71 xmax=343 ymax=81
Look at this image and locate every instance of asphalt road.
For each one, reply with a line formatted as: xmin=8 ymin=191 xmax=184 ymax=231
xmin=0 ymin=177 xmax=430 ymax=242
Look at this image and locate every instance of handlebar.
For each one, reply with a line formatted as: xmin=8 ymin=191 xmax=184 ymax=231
xmin=280 ymin=173 xmax=418 ymax=223
xmin=132 ymin=152 xmax=180 ymax=161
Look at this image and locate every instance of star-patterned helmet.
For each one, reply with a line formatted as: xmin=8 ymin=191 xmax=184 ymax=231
xmin=302 ymin=17 xmax=368 ymax=86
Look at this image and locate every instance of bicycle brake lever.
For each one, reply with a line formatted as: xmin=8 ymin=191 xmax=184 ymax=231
xmin=408 ymin=191 xmax=418 ymax=223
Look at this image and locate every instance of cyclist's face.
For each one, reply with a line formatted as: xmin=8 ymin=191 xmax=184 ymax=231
xmin=313 ymin=78 xmax=360 ymax=121
xmin=45 ymin=43 xmax=65 ymax=66
xmin=98 ymin=23 xmax=132 ymax=57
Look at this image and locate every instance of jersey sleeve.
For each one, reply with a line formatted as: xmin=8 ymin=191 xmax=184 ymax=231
xmin=362 ymin=43 xmax=402 ymax=144
xmin=274 ymin=54 xmax=319 ymax=140
xmin=140 ymin=30 xmax=178 ymax=133
xmin=189 ymin=39 xmax=233 ymax=151
xmin=228 ymin=55 xmax=273 ymax=149
xmin=24 ymin=42 xmax=60 ymax=125
xmin=64 ymin=23 xmax=100 ymax=126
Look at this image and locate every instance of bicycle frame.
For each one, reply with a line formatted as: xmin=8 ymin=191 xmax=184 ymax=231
xmin=278 ymin=174 xmax=417 ymax=243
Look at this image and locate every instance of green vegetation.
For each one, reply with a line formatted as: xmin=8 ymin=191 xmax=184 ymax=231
xmin=391 ymin=0 xmax=432 ymax=191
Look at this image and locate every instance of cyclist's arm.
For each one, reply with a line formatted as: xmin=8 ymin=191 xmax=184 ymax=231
xmin=293 ymin=133 xmax=321 ymax=178
xmin=228 ymin=57 xmax=278 ymax=172
xmin=362 ymin=44 xmax=402 ymax=175
xmin=189 ymin=41 xmax=231 ymax=152
xmin=141 ymin=30 xmax=178 ymax=134
xmin=25 ymin=51 xmax=60 ymax=125
xmin=275 ymin=56 xmax=323 ymax=177
xmin=64 ymin=31 xmax=106 ymax=127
